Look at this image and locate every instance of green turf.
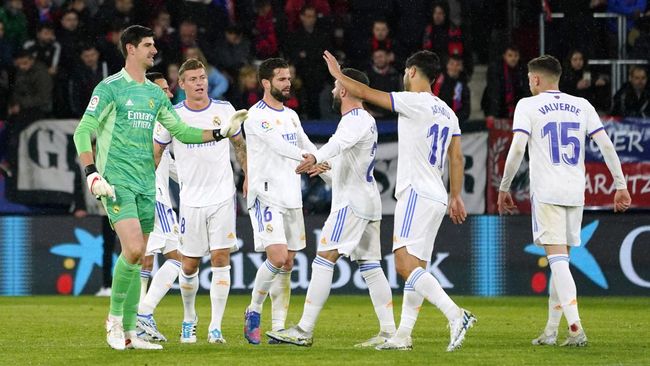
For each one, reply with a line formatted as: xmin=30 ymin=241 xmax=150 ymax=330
xmin=1 ymin=295 xmax=647 ymax=365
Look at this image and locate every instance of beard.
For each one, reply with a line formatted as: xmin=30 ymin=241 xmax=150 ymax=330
xmin=270 ymin=85 xmax=290 ymax=102
xmin=331 ymin=95 xmax=342 ymax=113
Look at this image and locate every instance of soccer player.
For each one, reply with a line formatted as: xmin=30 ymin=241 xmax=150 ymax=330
xmin=265 ymin=68 xmax=396 ymax=348
xmin=322 ymin=50 xmax=476 ymax=352
xmin=153 ymin=58 xmax=248 ymax=344
xmin=498 ymin=55 xmax=631 ymax=347
xmin=73 ymin=25 xmax=238 ymax=351
xmin=135 ymin=72 xmax=182 ymax=342
xmin=243 ymin=58 xmax=317 ymax=345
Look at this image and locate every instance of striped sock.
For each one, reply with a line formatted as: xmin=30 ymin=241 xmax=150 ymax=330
xmin=249 ymin=260 xmax=281 ymax=313
xmin=298 ymin=256 xmax=335 ymax=334
xmin=359 ymin=261 xmax=395 ymax=334
xmin=139 ymin=269 xmax=152 ymax=304
xmin=409 ymin=267 xmax=460 ymax=322
xmin=138 ymin=259 xmax=181 ymax=315
xmin=548 ymin=254 xmax=581 ymax=328
xmin=269 ymin=269 xmax=292 ymax=331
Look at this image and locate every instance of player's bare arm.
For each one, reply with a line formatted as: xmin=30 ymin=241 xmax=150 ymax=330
xmin=153 ymin=142 xmax=165 ymax=168
xmin=498 ymin=131 xmax=529 ymax=215
xmin=323 ymin=50 xmax=392 ymax=112
xmin=447 ymin=136 xmax=467 ymax=224
xmin=230 ymin=133 xmax=248 ymax=196
xmin=590 ymin=129 xmax=631 ymax=212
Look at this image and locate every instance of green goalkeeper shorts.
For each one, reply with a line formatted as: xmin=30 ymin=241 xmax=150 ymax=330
xmin=101 ymin=185 xmax=155 ymax=233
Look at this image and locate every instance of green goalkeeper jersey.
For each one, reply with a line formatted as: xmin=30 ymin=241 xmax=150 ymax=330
xmin=74 ymin=68 xmax=204 ymax=194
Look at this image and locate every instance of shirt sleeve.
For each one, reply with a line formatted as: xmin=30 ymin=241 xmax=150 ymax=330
xmin=244 ymin=115 xmax=305 ymax=161
xmin=153 ymin=121 xmax=172 ymax=145
xmin=389 ymin=92 xmax=417 ymax=118
xmin=313 ymin=116 xmax=365 ymax=163
xmin=74 ymin=82 xmax=114 ymax=154
xmin=451 ymin=113 xmax=462 ymax=136
xmin=512 ymin=100 xmax=532 ymax=135
xmin=156 ymin=98 xmax=204 ymax=144
xmin=585 ymin=102 xmax=605 ymax=138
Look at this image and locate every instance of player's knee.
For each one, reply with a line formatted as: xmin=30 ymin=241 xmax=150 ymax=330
xmin=395 ymin=261 xmax=413 ymax=280
xmin=210 ymin=252 xmax=230 ymax=267
xmin=267 ymin=254 xmax=287 ymax=269
xmin=181 ymin=261 xmax=199 ymax=276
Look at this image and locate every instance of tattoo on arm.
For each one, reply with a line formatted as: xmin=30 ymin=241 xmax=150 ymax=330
xmin=232 ymin=135 xmax=247 ymax=174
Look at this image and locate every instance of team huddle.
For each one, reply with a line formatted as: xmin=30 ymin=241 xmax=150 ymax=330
xmin=73 ymin=25 xmax=631 ymax=352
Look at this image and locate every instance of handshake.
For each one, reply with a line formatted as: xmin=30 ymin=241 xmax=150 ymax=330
xmin=217 ymin=109 xmax=248 ymax=138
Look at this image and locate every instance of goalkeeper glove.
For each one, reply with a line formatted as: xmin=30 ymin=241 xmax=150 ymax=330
xmin=84 ymin=164 xmax=115 ymax=200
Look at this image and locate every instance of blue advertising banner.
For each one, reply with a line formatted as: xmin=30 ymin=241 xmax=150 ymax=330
xmin=584 ymin=117 xmax=650 ymax=162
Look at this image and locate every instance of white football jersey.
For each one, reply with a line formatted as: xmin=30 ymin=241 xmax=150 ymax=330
xmin=513 ymin=91 xmax=603 ymax=206
xmin=154 ymin=148 xmax=175 ymax=207
xmin=154 ymin=99 xmax=238 ymax=207
xmin=314 ymin=108 xmax=381 ymax=220
xmin=391 ymin=92 xmax=461 ymax=204
xmin=244 ymin=99 xmax=316 ymax=209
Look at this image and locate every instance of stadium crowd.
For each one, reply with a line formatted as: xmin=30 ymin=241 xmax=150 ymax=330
xmin=0 ymin=0 xmax=649 ymax=181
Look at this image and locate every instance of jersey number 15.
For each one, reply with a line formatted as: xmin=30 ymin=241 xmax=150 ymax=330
xmin=541 ymin=121 xmax=580 ymax=166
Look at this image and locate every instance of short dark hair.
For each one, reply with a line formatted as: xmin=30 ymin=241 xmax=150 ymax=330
xmin=146 ymin=72 xmax=165 ymax=83
xmin=258 ymin=58 xmax=289 ymax=84
xmin=14 ymin=49 xmax=32 ymax=60
xmin=119 ymin=25 xmax=154 ymax=58
xmin=300 ymin=5 xmax=316 ymax=15
xmin=341 ymin=68 xmax=369 ymax=86
xmin=37 ymin=21 xmax=55 ymax=32
xmin=629 ymin=65 xmax=647 ymax=78
xmin=405 ymin=50 xmax=440 ymax=82
xmin=448 ymin=54 xmax=463 ymax=63
xmin=528 ymin=54 xmax=562 ymax=80
xmin=79 ymin=43 xmax=98 ymax=53
xmin=504 ymin=44 xmax=519 ymax=54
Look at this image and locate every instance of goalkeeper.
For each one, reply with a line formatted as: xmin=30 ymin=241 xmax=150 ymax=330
xmin=73 ymin=25 xmax=243 ymax=351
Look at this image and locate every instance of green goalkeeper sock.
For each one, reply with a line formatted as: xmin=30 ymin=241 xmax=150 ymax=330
xmin=122 ymin=260 xmax=142 ymax=332
xmin=109 ymin=255 xmax=139 ymax=317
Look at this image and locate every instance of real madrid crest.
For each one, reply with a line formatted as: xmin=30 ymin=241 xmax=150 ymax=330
xmin=266 ymin=224 xmax=273 ymax=233
xmin=213 ymin=116 xmax=222 ymax=127
xmin=149 ymin=99 xmax=155 ymax=109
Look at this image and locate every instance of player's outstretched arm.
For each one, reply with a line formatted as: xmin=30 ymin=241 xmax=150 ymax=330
xmin=498 ymin=131 xmax=528 ymax=215
xmin=591 ymin=130 xmax=631 ymax=212
xmin=323 ymin=50 xmax=392 ymax=112
xmin=230 ymin=133 xmax=248 ymax=197
xmin=448 ymin=136 xmax=467 ymax=224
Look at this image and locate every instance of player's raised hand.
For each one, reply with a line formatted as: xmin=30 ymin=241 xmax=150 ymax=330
xmin=448 ymin=195 xmax=467 ymax=224
xmin=323 ymin=50 xmax=342 ymax=78
xmin=87 ymin=172 xmax=116 ymax=200
xmin=308 ymin=161 xmax=331 ymax=177
xmin=296 ymin=153 xmax=317 ymax=174
xmin=497 ymin=191 xmax=516 ymax=215
xmin=613 ymin=188 xmax=631 ymax=212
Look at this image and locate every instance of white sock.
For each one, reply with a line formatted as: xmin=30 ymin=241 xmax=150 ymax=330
xmin=209 ymin=266 xmax=231 ymax=331
xmin=269 ymin=269 xmax=292 ymax=331
xmin=179 ymin=270 xmax=199 ymax=322
xmin=249 ymin=260 xmax=281 ymax=313
xmin=394 ymin=288 xmax=424 ymax=339
xmin=297 ymin=256 xmax=335 ymax=334
xmin=139 ymin=269 xmax=151 ymax=304
xmin=138 ymin=259 xmax=181 ymax=315
xmin=125 ymin=330 xmax=137 ymax=339
xmin=548 ymin=254 xmax=581 ymax=329
xmin=545 ymin=273 xmax=562 ymax=333
xmin=409 ymin=267 xmax=461 ymax=322
xmin=358 ymin=261 xmax=396 ymax=334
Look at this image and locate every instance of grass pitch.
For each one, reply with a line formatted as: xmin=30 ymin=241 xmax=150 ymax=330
xmin=1 ymin=295 xmax=647 ymax=365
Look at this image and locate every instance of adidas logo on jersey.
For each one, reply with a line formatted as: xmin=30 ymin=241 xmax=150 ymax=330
xmin=125 ymin=99 xmax=134 ymax=106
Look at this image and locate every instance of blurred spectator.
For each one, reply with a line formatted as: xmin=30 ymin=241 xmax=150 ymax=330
xmin=24 ymin=0 xmax=59 ymax=35
xmin=0 ymin=0 xmax=28 ymax=51
xmin=286 ymin=5 xmax=331 ymax=118
xmin=97 ymin=24 xmax=123 ymax=74
xmin=252 ymin=0 xmax=280 ymax=59
xmin=0 ymin=49 xmax=52 ymax=177
xmin=56 ymin=10 xmax=81 ymax=72
xmin=366 ymin=48 xmax=400 ymax=119
xmin=149 ymin=9 xmax=175 ymax=72
xmin=482 ymin=45 xmax=528 ymax=119
xmin=346 ymin=0 xmax=392 ymax=69
xmin=68 ymin=44 xmax=105 ymax=117
xmin=233 ymin=64 xmax=262 ymax=109
xmin=559 ymin=49 xmax=609 ymax=111
xmin=23 ymin=21 xmax=60 ymax=76
xmin=214 ymin=24 xmax=252 ymax=80
xmin=0 ymin=20 xmax=11 ymax=120
xmin=93 ymin=0 xmax=137 ymax=38
xmin=629 ymin=8 xmax=650 ymax=62
xmin=318 ymin=80 xmax=338 ymax=120
xmin=286 ymin=64 xmax=302 ymax=113
xmin=166 ymin=62 xmax=182 ymax=104
xmin=61 ymin=0 xmax=92 ymax=32
xmin=393 ymin=0 xmax=430 ymax=69
xmin=422 ymin=2 xmax=471 ymax=76
xmin=167 ymin=0 xmax=228 ymax=45
xmin=177 ymin=46 xmax=229 ymax=101
xmin=168 ymin=19 xmax=217 ymax=66
xmin=433 ymin=55 xmax=470 ymax=122
xmin=369 ymin=19 xmax=394 ymax=61
xmin=285 ymin=0 xmax=331 ymax=32
xmin=611 ymin=66 xmax=650 ymax=118
xmin=547 ymin=0 xmax=606 ymax=60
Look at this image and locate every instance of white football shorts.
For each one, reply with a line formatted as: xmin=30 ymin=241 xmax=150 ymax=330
xmin=146 ymin=201 xmax=179 ymax=255
xmin=392 ymin=187 xmax=446 ymax=261
xmin=248 ymin=198 xmax=306 ymax=252
xmin=531 ymin=194 xmax=583 ymax=247
xmin=318 ymin=206 xmax=381 ymax=261
xmin=178 ymin=195 xmax=239 ymax=257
